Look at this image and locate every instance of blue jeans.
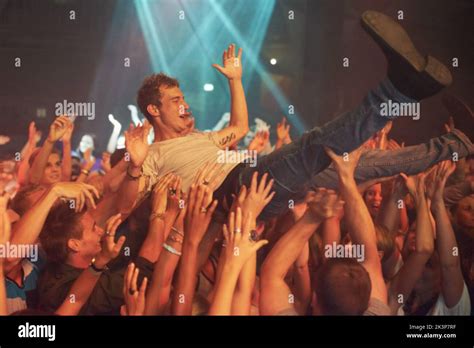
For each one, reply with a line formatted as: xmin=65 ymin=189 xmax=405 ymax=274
xmin=312 ymin=129 xmax=473 ymax=190
xmin=235 ymin=80 xmax=473 ymax=221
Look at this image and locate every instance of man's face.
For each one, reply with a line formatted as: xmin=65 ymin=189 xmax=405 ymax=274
xmin=364 ymin=184 xmax=382 ymax=218
xmin=156 ymin=86 xmax=194 ymax=134
xmin=73 ymin=213 xmax=104 ymax=259
xmin=41 ymin=153 xmax=62 ymax=186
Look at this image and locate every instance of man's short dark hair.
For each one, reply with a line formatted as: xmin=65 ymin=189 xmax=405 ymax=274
xmin=40 ymin=203 xmax=86 ymax=263
xmin=137 ymin=73 xmax=180 ymax=122
xmin=313 ymin=258 xmax=372 ymax=315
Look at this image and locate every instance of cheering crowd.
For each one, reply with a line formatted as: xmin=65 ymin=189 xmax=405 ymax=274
xmin=0 ymin=10 xmax=472 ymax=316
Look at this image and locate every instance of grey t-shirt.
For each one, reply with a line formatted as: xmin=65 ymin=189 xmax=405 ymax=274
xmin=364 ymin=297 xmax=391 ymax=316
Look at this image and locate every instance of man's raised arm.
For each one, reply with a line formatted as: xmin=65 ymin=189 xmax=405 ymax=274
xmin=212 ymin=44 xmax=249 ymax=149
xmin=325 ymin=146 xmax=388 ymax=305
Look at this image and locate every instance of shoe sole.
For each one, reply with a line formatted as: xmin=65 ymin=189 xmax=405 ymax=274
xmin=361 ymin=10 xmax=452 ymax=87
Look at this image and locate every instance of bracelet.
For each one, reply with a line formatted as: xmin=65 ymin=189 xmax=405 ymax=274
xmin=127 ymin=167 xmax=142 ymax=180
xmin=171 ymin=226 xmax=184 ymax=237
xmin=163 ymin=243 xmax=182 ymax=256
xmin=168 ymin=232 xmax=183 ymax=244
xmin=89 ymin=258 xmax=109 ymax=274
xmin=81 ymin=169 xmax=90 ymax=176
xmin=150 ymin=212 xmax=166 ymax=221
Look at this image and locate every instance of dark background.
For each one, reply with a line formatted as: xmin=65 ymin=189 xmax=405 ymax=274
xmin=0 ymin=0 xmax=472 ymax=157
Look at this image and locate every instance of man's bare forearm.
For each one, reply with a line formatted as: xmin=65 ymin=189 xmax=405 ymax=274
xmin=228 ymin=79 xmax=248 ymax=132
xmin=138 ymin=218 xmax=165 ymax=263
xmin=171 ymin=242 xmax=199 ymax=315
xmin=261 ymin=213 xmax=321 ymax=281
xmin=339 ymin=174 xmax=379 ymax=264
xmin=117 ymin=165 xmax=142 ymax=216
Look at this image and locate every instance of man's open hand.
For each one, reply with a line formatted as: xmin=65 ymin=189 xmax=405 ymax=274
xmin=212 ymin=44 xmax=243 ymax=81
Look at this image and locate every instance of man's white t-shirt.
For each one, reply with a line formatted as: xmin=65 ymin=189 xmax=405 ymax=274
xmin=142 ymin=131 xmax=246 ymax=195
xmin=397 ymin=282 xmax=471 ymax=316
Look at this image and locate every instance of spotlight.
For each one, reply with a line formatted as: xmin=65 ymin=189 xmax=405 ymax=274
xmin=203 ymin=83 xmax=214 ymax=92
xmin=270 ymin=58 xmax=277 ymax=65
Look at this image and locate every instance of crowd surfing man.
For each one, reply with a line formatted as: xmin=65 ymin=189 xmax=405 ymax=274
xmin=120 ymin=11 xmax=473 ymax=223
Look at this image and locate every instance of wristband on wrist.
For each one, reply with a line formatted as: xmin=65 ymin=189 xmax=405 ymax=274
xmin=171 ymin=226 xmax=184 ymax=237
xmin=150 ymin=211 xmax=166 ymax=221
xmin=81 ymin=169 xmax=90 ymax=176
xmin=168 ymin=232 xmax=183 ymax=244
xmin=163 ymin=243 xmax=182 ymax=256
xmin=127 ymin=166 xmax=142 ymax=180
xmin=89 ymin=258 xmax=109 ymax=274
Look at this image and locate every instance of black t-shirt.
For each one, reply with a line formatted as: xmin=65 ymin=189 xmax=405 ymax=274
xmin=37 ymin=256 xmax=153 ymax=315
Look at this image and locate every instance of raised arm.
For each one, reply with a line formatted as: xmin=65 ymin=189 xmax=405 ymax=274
xmin=212 ymin=44 xmax=249 ymax=149
xmin=209 ymin=209 xmax=267 ymax=315
xmin=29 ymin=115 xmax=71 ymax=185
xmin=145 ymin=203 xmax=186 ymax=315
xmin=325 ymin=146 xmax=387 ymax=304
xmin=171 ymin=184 xmax=218 ymax=315
xmin=106 ymin=114 xmax=122 ymax=154
xmin=117 ymin=121 xmax=152 ymax=216
xmin=275 ymin=117 xmax=291 ymax=150
xmin=5 ymin=182 xmax=99 ymax=272
xmin=60 ymin=121 xmax=74 ymax=181
xmin=260 ymin=188 xmax=343 ymax=315
xmin=138 ymin=174 xmax=180 ymax=263
xmin=231 ymin=172 xmax=274 ymax=315
xmin=17 ymin=122 xmax=41 ymax=186
xmin=387 ymin=171 xmax=434 ymax=313
xmin=430 ymin=160 xmax=465 ymax=307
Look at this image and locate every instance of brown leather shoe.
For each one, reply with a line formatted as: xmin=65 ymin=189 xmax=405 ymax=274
xmin=361 ymin=10 xmax=452 ymax=100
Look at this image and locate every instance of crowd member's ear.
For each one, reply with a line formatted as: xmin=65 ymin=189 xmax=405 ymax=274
xmin=146 ymin=104 xmax=160 ymax=118
xmin=67 ymin=238 xmax=81 ymax=253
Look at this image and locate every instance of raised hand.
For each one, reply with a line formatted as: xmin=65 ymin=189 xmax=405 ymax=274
xmin=151 ymin=173 xmax=175 ymax=217
xmin=240 ymin=172 xmax=275 ymax=219
xmin=51 ymin=182 xmax=100 ymax=212
xmin=96 ymin=213 xmax=126 ymax=265
xmin=399 ymin=172 xmax=427 ymax=203
xmin=248 ymin=130 xmax=270 ymax=154
xmin=27 ymin=121 xmax=42 ymax=146
xmin=212 ymin=44 xmax=243 ymax=81
xmin=124 ymin=121 xmax=152 ymax=168
xmin=61 ymin=121 xmax=74 ymax=144
xmin=47 ymin=115 xmax=72 ymax=143
xmin=386 ymin=139 xmax=404 ymax=151
xmin=431 ymin=160 xmax=456 ymax=201
xmin=192 ymin=162 xmax=228 ymax=192
xmin=82 ymin=148 xmax=95 ymax=171
xmin=108 ymin=114 xmax=122 ymax=128
xmin=101 ymin=152 xmax=112 ymax=173
xmin=305 ymin=188 xmax=344 ymax=222
xmin=166 ymin=175 xmax=183 ymax=219
xmin=121 ymin=262 xmax=148 ymax=316
xmin=276 ymin=117 xmax=291 ymax=143
xmin=184 ymin=183 xmax=218 ymax=246
xmin=222 ymin=208 xmax=268 ymax=268
xmin=325 ymin=145 xmax=364 ymax=178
